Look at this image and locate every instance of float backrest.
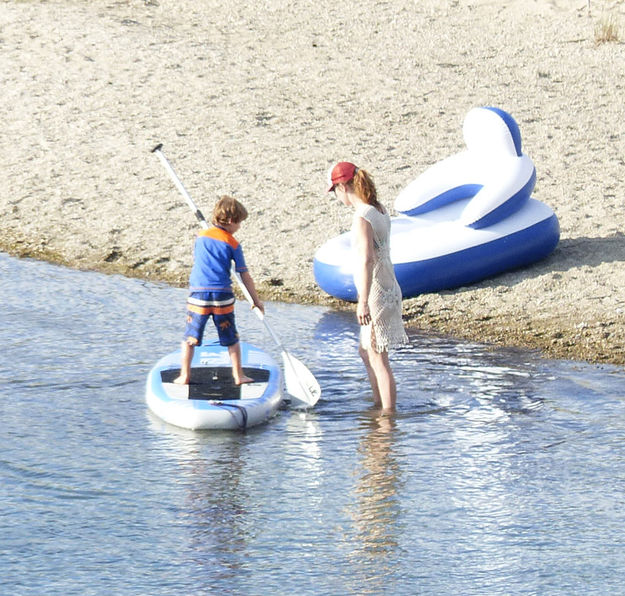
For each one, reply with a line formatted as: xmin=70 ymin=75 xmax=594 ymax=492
xmin=463 ymin=106 xmax=523 ymax=159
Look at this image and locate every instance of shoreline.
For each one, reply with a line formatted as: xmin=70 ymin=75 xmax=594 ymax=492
xmin=3 ymin=238 xmax=624 ymax=367
xmin=1 ymin=0 xmax=624 ymax=367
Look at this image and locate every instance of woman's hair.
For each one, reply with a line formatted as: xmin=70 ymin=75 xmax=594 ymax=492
xmin=212 ymin=195 xmax=248 ymax=226
xmin=351 ymin=168 xmax=383 ymax=211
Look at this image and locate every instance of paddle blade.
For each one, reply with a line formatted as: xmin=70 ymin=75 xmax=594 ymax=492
xmin=281 ymin=351 xmax=321 ymax=408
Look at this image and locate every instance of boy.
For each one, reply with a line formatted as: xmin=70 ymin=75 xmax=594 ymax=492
xmin=173 ymin=195 xmax=263 ymax=385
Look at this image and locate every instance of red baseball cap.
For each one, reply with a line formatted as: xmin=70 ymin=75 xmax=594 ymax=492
xmin=326 ymin=161 xmax=357 ymax=192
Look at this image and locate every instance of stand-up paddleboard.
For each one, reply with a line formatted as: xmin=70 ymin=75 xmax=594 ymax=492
xmin=146 ymin=341 xmax=283 ymax=430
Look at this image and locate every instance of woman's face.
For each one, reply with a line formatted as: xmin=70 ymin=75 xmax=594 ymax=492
xmin=334 ymin=183 xmax=350 ymax=206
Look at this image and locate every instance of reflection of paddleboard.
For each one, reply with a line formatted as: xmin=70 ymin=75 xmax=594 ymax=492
xmin=146 ymin=340 xmax=282 ymax=430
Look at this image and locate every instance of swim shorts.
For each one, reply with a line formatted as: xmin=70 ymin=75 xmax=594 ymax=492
xmin=183 ymin=291 xmax=239 ymax=347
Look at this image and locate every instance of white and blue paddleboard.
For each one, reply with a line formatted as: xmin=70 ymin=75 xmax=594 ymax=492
xmin=146 ymin=340 xmax=283 ymax=430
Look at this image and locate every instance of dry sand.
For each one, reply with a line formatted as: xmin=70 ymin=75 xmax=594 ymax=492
xmin=1 ymin=0 xmax=624 ymax=364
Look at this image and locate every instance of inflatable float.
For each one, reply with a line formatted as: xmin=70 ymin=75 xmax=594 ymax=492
xmin=314 ymin=107 xmax=560 ymax=301
xmin=146 ymin=340 xmax=282 ymax=430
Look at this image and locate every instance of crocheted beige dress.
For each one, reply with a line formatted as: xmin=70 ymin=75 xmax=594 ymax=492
xmin=352 ymin=204 xmax=409 ymax=353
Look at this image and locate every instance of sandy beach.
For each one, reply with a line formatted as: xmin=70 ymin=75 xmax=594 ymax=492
xmin=1 ymin=0 xmax=624 ymax=364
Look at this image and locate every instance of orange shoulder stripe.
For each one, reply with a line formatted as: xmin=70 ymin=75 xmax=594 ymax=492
xmin=198 ymin=226 xmax=239 ymax=249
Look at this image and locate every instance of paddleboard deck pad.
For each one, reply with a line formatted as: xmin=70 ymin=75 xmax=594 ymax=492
xmin=159 ymin=367 xmax=270 ymax=400
xmin=146 ymin=341 xmax=282 ymax=430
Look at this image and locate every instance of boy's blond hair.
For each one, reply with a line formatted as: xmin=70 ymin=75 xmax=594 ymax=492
xmin=212 ymin=195 xmax=248 ymax=226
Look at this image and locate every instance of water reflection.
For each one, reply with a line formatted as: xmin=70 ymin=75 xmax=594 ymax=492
xmin=185 ymin=445 xmax=248 ymax=583
xmin=285 ymin=412 xmax=324 ymax=484
xmin=147 ymin=416 xmax=252 ymax=587
xmin=347 ymin=414 xmax=402 ymax=593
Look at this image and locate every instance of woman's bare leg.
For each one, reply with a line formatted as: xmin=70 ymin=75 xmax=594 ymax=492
xmin=366 ymin=348 xmax=397 ymax=411
xmin=359 ymin=345 xmax=382 ymax=407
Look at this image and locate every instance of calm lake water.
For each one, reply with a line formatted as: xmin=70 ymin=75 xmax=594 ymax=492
xmin=2 ymin=252 xmax=625 ymax=595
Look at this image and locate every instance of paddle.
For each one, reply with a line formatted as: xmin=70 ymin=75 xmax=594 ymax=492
xmin=151 ymin=144 xmax=321 ymax=408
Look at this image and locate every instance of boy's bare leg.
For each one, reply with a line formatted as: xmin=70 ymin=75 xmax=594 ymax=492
xmin=228 ymin=342 xmax=254 ymax=384
xmin=173 ymin=340 xmax=195 ymax=384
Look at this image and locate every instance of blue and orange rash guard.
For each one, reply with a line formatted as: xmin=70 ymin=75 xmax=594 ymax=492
xmin=188 ymin=226 xmax=248 ymax=292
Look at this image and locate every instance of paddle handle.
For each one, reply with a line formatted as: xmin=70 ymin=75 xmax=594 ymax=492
xmin=152 ymin=144 xmax=209 ymax=230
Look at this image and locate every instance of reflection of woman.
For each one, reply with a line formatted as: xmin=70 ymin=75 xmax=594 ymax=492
xmin=349 ymin=414 xmax=401 ymax=579
xmin=327 ymin=162 xmax=408 ymax=411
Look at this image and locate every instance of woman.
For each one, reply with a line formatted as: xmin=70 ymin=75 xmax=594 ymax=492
xmin=327 ymin=161 xmax=408 ymax=411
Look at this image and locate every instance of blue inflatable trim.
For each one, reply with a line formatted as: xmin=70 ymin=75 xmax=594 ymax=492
xmin=484 ymin=106 xmax=523 ymax=156
xmin=401 ymin=184 xmax=483 ymax=217
xmin=468 ymin=167 xmax=536 ymax=229
xmin=313 ymin=213 xmax=559 ymax=303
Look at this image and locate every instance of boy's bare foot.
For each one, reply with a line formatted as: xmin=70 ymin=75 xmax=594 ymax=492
xmin=235 ymin=375 xmax=254 ymax=385
xmin=173 ymin=375 xmax=189 ymax=385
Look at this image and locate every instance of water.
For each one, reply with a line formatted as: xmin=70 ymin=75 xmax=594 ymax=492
xmin=2 ymin=252 xmax=625 ymax=595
